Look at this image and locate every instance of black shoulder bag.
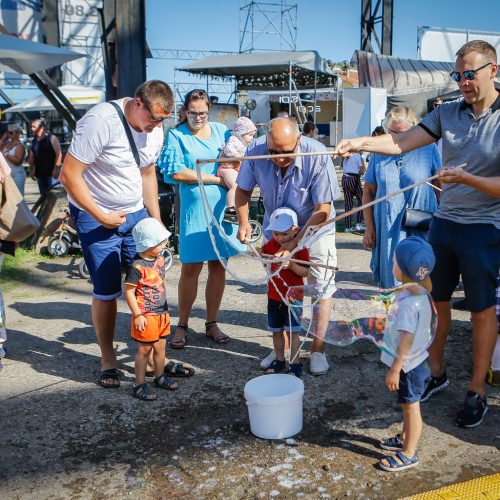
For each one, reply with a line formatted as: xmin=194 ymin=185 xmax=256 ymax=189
xmin=109 ymin=101 xmax=140 ymax=167
xmin=397 ymin=154 xmax=434 ymax=231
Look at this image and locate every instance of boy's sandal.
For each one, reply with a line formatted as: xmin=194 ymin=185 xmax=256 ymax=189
xmin=164 ymin=360 xmax=195 ymax=378
xmin=266 ymin=359 xmax=287 ymax=374
xmin=205 ymin=321 xmax=230 ymax=345
xmin=153 ymin=373 xmax=178 ymax=391
xmin=170 ymin=323 xmax=188 ymax=350
xmin=379 ymin=434 xmax=403 ymax=451
xmin=378 ymin=451 xmax=418 ymax=472
xmin=132 ymin=383 xmax=157 ymax=401
xmin=98 ymin=368 xmax=120 ymax=388
xmin=288 ymin=363 xmax=303 ymax=378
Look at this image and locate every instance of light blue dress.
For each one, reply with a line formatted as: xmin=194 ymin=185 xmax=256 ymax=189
xmin=157 ymin=122 xmax=245 ymax=263
xmin=364 ymin=144 xmax=441 ymax=288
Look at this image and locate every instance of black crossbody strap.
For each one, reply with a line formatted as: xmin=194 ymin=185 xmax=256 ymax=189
xmin=109 ymin=101 xmax=140 ymax=167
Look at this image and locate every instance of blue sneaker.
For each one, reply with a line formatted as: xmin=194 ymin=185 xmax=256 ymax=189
xmin=456 ymin=391 xmax=488 ymax=428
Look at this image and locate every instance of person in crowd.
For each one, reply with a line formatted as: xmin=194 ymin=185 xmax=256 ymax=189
xmin=60 ymin=80 xmax=176 ymax=389
xmin=217 ymin=116 xmax=257 ymax=222
xmin=302 ymin=121 xmax=317 ymax=138
xmin=157 ymin=89 xmax=243 ymax=349
xmin=28 ymin=119 xmax=62 ymax=195
xmin=1 ymin=124 xmax=26 ymax=195
xmin=125 ymin=218 xmax=178 ymax=401
xmin=259 ymin=207 xmax=309 ymax=378
xmin=361 ymin=107 xmax=441 ymax=289
xmin=378 ymin=237 xmax=435 ymax=472
xmin=0 ymin=152 xmax=12 ymax=371
xmin=486 ymin=270 xmax=500 ymax=387
xmin=236 ymin=116 xmax=341 ymax=376
xmin=341 ymin=152 xmax=366 ymax=233
xmin=334 ymin=40 xmax=500 ymax=428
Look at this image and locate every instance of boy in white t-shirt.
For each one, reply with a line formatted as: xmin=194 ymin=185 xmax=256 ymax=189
xmin=378 ymin=237 xmax=435 ymax=472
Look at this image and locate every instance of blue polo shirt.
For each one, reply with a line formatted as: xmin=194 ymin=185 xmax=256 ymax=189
xmin=419 ymin=93 xmax=500 ymax=229
xmin=237 ymin=135 xmax=341 ymax=239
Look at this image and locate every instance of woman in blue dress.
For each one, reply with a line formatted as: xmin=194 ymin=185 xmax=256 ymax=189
xmin=362 ymin=107 xmax=441 ymax=289
xmin=157 ymin=89 xmax=244 ymax=348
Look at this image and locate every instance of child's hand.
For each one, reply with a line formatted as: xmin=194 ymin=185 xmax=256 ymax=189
xmin=386 ymin=368 xmax=400 ymax=391
xmin=134 ymin=314 xmax=147 ymax=332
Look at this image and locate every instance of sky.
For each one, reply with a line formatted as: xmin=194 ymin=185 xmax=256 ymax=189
xmin=145 ymin=0 xmax=500 ymax=92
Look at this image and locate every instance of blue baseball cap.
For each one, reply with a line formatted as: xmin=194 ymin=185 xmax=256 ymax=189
xmin=132 ymin=218 xmax=171 ymax=253
xmin=395 ymin=237 xmax=435 ymax=289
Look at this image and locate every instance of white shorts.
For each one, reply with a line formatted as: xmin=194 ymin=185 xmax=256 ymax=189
xmin=307 ymin=230 xmax=337 ymax=299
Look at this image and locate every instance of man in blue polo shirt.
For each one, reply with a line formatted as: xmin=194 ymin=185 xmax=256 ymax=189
xmin=334 ymin=40 xmax=500 ymax=428
xmin=236 ymin=117 xmax=341 ymax=376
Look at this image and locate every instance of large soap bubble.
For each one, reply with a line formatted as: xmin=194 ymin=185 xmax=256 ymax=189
xmin=286 ymin=281 xmax=437 ymax=360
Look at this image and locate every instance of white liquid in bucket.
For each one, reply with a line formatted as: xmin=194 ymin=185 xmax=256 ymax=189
xmin=244 ymin=374 xmax=304 ymax=439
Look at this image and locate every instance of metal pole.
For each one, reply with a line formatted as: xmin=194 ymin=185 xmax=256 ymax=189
xmin=288 ymin=60 xmax=292 ymax=115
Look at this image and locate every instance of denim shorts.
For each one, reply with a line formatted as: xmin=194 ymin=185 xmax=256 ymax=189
xmin=429 ymin=217 xmax=500 ymax=312
xmin=268 ymin=298 xmax=302 ymax=333
xmin=70 ymin=204 xmax=148 ymax=300
xmin=398 ymin=360 xmax=431 ymax=404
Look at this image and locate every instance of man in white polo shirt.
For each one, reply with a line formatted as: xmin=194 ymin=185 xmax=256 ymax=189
xmin=60 ymin=80 xmax=174 ymax=389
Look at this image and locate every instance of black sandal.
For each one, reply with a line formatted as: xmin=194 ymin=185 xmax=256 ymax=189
xmin=205 ymin=321 xmax=230 ymax=345
xmin=164 ymin=360 xmax=195 ymax=378
xmin=98 ymin=368 xmax=120 ymax=388
xmin=266 ymin=359 xmax=286 ymax=374
xmin=170 ymin=323 xmax=188 ymax=349
xmin=132 ymin=383 xmax=157 ymax=401
xmin=154 ymin=373 xmax=178 ymax=391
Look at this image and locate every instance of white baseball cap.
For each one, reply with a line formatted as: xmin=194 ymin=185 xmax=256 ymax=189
xmin=132 ymin=218 xmax=171 ymax=253
xmin=266 ymin=207 xmax=298 ymax=232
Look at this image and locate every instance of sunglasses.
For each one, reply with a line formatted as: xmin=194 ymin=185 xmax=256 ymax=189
xmin=267 ymin=137 xmax=300 ymax=156
xmin=142 ymin=100 xmax=166 ymax=123
xmin=450 ymin=62 xmax=492 ymax=83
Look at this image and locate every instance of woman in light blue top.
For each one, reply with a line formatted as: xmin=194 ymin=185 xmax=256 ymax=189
xmin=157 ymin=89 xmax=244 ymax=348
xmin=363 ymin=107 xmax=441 ymax=289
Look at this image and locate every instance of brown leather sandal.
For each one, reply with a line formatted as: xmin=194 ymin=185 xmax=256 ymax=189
xmin=170 ymin=322 xmax=188 ymax=349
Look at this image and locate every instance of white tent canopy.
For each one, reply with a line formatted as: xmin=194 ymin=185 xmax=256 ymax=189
xmin=4 ymin=85 xmax=105 ymax=113
xmin=0 ymin=33 xmax=84 ymax=74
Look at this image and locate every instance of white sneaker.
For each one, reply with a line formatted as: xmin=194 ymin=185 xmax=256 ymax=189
xmin=310 ymin=352 xmax=330 ymax=375
xmin=344 ymin=227 xmax=355 ymax=233
xmin=260 ymin=349 xmax=277 ymax=369
xmin=355 ymin=223 xmax=366 ymax=232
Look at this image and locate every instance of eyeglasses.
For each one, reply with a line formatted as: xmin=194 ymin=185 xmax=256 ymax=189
xmin=267 ymin=137 xmax=300 ymax=156
xmin=186 ymin=111 xmax=209 ymax=119
xmin=450 ymin=62 xmax=492 ymax=83
xmin=142 ymin=100 xmax=166 ymax=123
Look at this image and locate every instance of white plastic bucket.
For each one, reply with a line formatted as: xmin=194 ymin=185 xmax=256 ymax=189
xmin=244 ymin=374 xmax=304 ymax=439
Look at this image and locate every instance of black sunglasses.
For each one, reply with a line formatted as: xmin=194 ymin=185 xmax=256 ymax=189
xmin=267 ymin=137 xmax=300 ymax=156
xmin=142 ymin=100 xmax=166 ymax=123
xmin=450 ymin=62 xmax=492 ymax=83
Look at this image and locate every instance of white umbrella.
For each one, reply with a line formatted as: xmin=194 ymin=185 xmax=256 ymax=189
xmin=0 ymin=34 xmax=85 ymax=74
xmin=4 ymin=85 xmax=105 ymax=113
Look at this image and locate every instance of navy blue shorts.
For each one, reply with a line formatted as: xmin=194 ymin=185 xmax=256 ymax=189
xmin=398 ymin=360 xmax=431 ymax=404
xmin=70 ymin=204 xmax=148 ymax=300
xmin=429 ymin=217 xmax=500 ymax=312
xmin=268 ymin=298 xmax=302 ymax=333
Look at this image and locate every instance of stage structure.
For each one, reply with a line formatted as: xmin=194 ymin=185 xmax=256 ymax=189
xmin=360 ymin=0 xmax=393 ymax=55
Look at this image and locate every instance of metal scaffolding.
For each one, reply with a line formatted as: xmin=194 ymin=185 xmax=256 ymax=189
xmin=239 ymin=0 xmax=298 ymax=53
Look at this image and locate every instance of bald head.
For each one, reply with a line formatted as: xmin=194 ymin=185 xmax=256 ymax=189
xmin=266 ymin=117 xmax=301 ymax=169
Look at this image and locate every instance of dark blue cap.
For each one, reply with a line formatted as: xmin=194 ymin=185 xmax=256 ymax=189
xmin=395 ymin=236 xmax=435 ymax=283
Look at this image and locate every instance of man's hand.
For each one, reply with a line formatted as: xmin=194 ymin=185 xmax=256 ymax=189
xmin=134 ymin=314 xmax=147 ymax=332
xmin=362 ymin=227 xmax=376 ymax=249
xmin=333 ymin=138 xmax=365 ymax=158
xmin=237 ymin=222 xmax=252 ymax=243
xmin=386 ymin=368 xmax=400 ymax=391
xmin=438 ymin=166 xmax=468 ymax=184
xmin=99 ymin=210 xmax=126 ymax=229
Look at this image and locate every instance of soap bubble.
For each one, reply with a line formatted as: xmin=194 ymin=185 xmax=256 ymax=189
xmin=286 ymin=281 xmax=437 ymax=360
